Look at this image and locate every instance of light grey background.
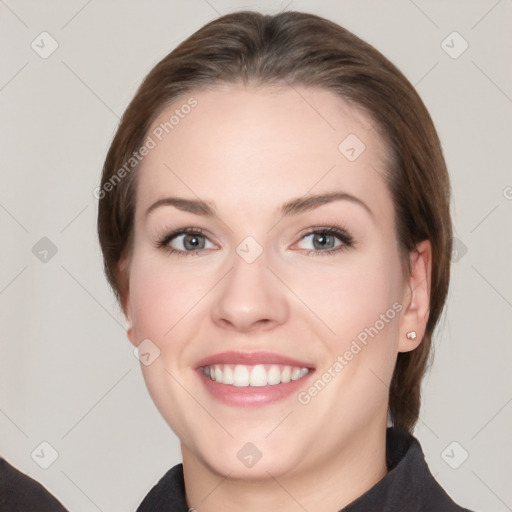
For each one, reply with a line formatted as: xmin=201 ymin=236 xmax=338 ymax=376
xmin=1 ymin=1 xmax=511 ymax=511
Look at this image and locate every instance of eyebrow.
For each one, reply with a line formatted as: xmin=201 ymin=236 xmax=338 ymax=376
xmin=145 ymin=191 xmax=374 ymax=220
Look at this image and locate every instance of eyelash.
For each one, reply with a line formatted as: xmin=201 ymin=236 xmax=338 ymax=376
xmin=154 ymin=223 xmax=354 ymax=258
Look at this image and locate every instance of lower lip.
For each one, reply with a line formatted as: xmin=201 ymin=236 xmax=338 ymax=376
xmin=198 ymin=369 xmax=315 ymax=407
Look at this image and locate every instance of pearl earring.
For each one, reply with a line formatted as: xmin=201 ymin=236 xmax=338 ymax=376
xmin=406 ymin=331 xmax=417 ymax=340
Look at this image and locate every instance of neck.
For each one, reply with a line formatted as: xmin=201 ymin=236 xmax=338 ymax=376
xmin=182 ymin=422 xmax=388 ymax=512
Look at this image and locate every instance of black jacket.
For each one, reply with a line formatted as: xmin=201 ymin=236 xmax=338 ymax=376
xmin=0 ymin=427 xmax=476 ymax=511
xmin=136 ymin=427 xmax=476 ymax=512
xmin=0 ymin=458 xmax=67 ymax=511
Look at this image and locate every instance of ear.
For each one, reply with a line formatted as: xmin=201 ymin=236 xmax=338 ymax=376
xmin=125 ymin=295 xmax=137 ymax=347
xmin=118 ymin=256 xmax=137 ymax=347
xmin=398 ymin=239 xmax=432 ymax=353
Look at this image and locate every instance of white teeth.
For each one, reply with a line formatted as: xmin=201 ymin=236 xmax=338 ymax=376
xmin=249 ymin=365 xmax=267 ymax=387
xmin=233 ymin=365 xmax=250 ymax=387
xmin=267 ymin=365 xmax=281 ymax=385
xmin=223 ymin=365 xmax=234 ymax=384
xmin=202 ymin=364 xmax=310 ymax=387
xmin=280 ymin=365 xmax=291 ymax=383
xmin=291 ymin=367 xmax=302 ymax=381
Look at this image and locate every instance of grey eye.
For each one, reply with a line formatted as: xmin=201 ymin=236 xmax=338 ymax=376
xmin=166 ymin=232 xmax=215 ymax=252
xmin=298 ymin=232 xmax=342 ymax=251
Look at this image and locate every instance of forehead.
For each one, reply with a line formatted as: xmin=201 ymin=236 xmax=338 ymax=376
xmin=135 ymin=84 xmax=392 ymax=220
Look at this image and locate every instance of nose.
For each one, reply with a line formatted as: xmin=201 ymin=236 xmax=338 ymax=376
xmin=210 ymin=248 xmax=290 ymax=333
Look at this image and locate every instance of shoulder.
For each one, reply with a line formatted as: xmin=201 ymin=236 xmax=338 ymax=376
xmin=342 ymin=428 xmax=479 ymax=512
xmin=402 ymin=433 xmax=476 ymax=512
xmin=136 ymin=463 xmax=189 ymax=512
xmin=0 ymin=457 xmax=68 ymax=511
xmin=386 ymin=428 xmax=477 ymax=512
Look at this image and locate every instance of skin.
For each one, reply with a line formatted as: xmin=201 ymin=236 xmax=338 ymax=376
xmin=122 ymin=84 xmax=432 ymax=512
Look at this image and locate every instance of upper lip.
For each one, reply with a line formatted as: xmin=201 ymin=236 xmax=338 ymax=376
xmin=196 ymin=351 xmax=314 ymax=369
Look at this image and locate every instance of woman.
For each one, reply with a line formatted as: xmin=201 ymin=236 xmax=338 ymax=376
xmin=96 ymin=10 xmax=475 ymax=512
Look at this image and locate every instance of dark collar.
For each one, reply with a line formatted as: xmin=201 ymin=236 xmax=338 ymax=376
xmin=341 ymin=427 xmax=474 ymax=511
xmin=137 ymin=427 xmax=475 ymax=511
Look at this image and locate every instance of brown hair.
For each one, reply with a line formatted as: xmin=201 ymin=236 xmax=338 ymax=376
xmin=97 ymin=10 xmax=452 ymax=434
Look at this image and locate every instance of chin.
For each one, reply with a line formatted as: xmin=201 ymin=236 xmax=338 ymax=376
xmin=199 ymin=446 xmax=301 ymax=481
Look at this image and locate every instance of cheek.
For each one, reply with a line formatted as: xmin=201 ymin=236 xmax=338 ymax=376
xmin=310 ymin=251 xmax=403 ymax=408
xmin=299 ymin=251 xmax=402 ymax=343
xmin=127 ymin=255 xmax=201 ymax=349
xmin=126 ymin=255 xmax=208 ymax=437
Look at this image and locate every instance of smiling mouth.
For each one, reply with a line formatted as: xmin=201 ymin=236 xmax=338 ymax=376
xmin=201 ymin=363 xmax=311 ymax=387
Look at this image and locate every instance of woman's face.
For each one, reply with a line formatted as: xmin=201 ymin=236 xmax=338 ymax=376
xmin=124 ymin=84 xmax=426 ymax=479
